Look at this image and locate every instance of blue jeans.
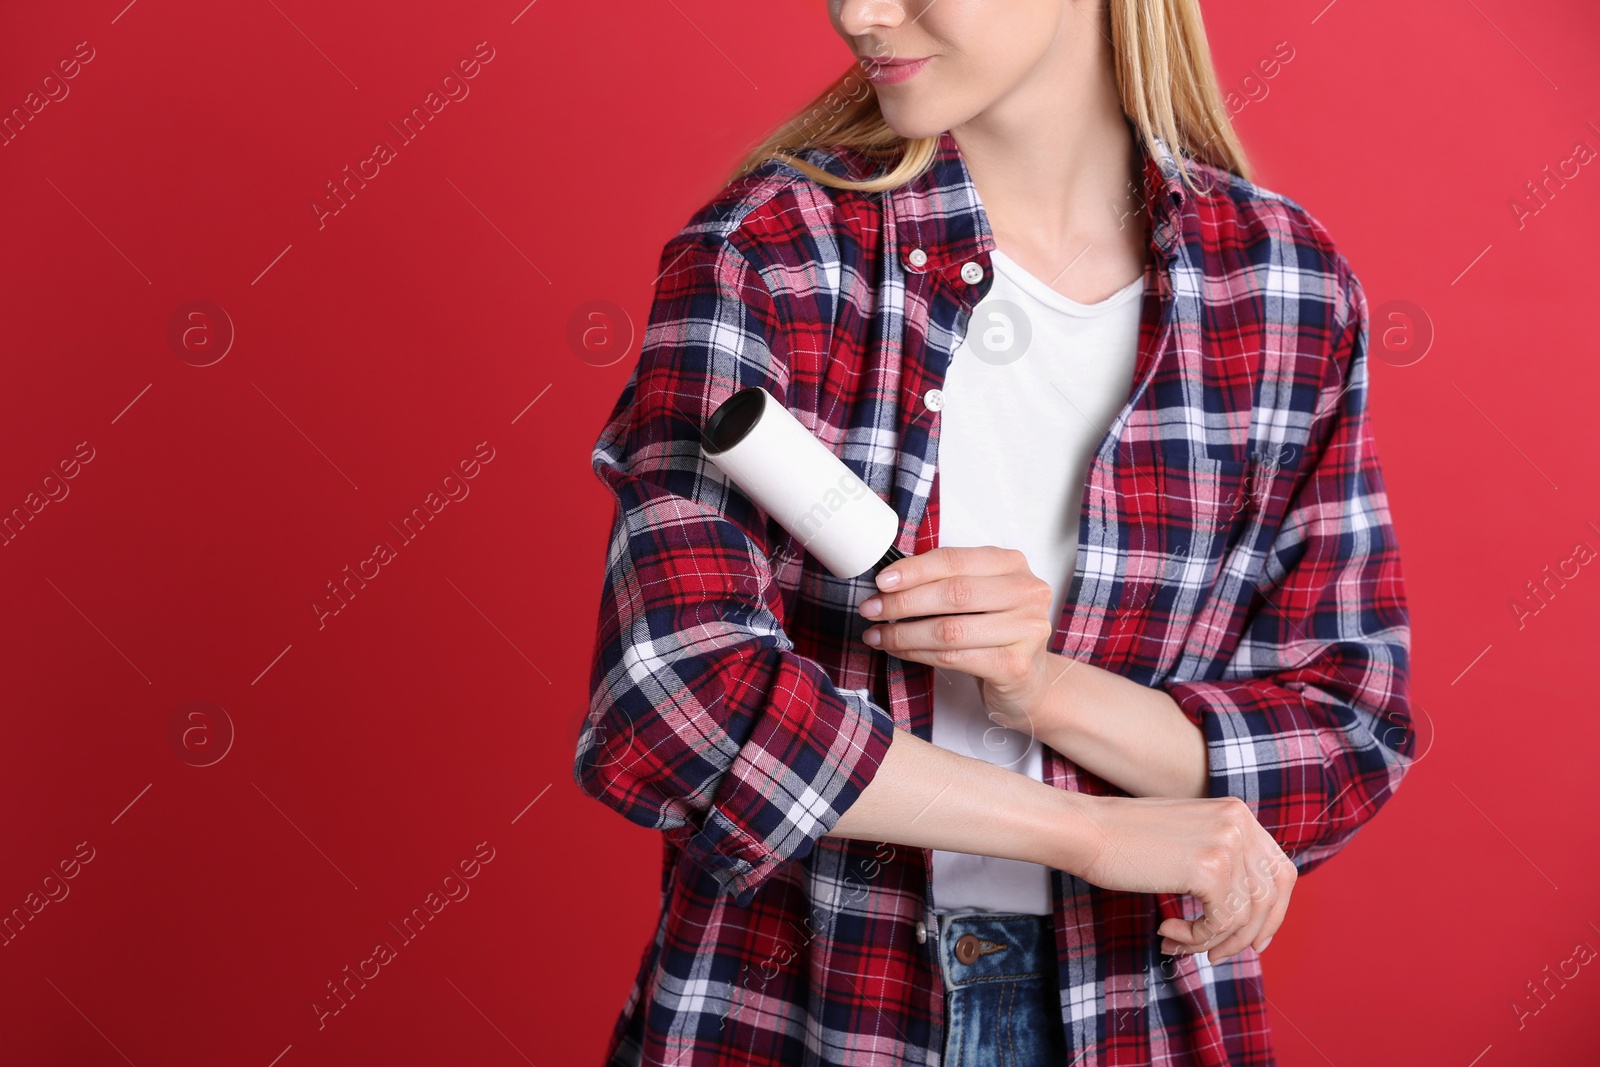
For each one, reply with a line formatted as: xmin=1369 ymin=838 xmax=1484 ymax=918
xmin=935 ymin=911 xmax=1069 ymax=1067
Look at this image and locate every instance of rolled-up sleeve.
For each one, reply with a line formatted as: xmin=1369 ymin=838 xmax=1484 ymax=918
xmin=1161 ymin=258 xmax=1415 ymax=876
xmin=572 ymin=228 xmax=897 ymax=907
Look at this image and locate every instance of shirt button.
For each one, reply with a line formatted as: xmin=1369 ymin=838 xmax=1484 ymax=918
xmin=960 ymin=260 xmax=985 ymax=284
xmin=915 ymin=920 xmax=927 ymax=945
xmin=923 ymin=388 xmax=944 ymax=412
xmin=908 ymin=247 xmax=928 ymax=268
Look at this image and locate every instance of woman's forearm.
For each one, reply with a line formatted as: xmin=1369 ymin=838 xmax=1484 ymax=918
xmin=1030 ymin=653 xmax=1209 ymax=799
xmin=824 ymin=725 xmax=1102 ymax=874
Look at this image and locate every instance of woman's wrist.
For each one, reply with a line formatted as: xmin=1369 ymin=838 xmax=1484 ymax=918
xmin=1040 ymin=787 xmax=1105 ymax=878
xmin=1008 ymin=651 xmax=1081 ymax=757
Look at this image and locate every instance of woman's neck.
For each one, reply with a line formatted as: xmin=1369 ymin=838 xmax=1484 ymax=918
xmin=959 ymin=121 xmax=1150 ymax=306
xmin=948 ymin=27 xmax=1149 ymax=305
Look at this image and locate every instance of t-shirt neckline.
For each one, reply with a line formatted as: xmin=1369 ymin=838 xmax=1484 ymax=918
xmin=988 ymin=247 xmax=1145 ymax=317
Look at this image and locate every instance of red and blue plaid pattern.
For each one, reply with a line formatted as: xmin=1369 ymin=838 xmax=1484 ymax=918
xmin=574 ymin=126 xmax=1414 ymax=1066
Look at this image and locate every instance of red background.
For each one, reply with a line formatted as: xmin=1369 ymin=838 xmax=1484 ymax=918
xmin=2 ymin=1 xmax=1597 ymax=1064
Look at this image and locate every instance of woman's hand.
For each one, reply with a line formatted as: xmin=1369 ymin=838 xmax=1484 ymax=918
xmin=1076 ymin=792 xmax=1297 ymax=963
xmin=859 ymin=546 xmax=1061 ymax=731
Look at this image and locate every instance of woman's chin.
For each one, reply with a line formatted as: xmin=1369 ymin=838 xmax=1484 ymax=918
xmin=876 ymin=102 xmax=953 ymax=144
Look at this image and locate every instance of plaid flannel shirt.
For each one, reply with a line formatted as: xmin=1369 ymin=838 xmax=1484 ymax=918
xmin=574 ymin=125 xmax=1414 ymax=1066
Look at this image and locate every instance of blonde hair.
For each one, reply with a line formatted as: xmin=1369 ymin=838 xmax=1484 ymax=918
xmin=731 ymin=0 xmax=1250 ymax=196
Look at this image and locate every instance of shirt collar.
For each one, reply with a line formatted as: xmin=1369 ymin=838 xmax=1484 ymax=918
xmin=886 ymin=122 xmax=1194 ymax=284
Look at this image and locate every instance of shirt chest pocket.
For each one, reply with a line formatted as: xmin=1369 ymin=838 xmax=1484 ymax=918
xmin=1165 ymin=452 xmax=1252 ymax=547
xmin=1118 ymin=446 xmax=1251 ymax=541
xmin=1107 ymin=446 xmax=1253 ymax=613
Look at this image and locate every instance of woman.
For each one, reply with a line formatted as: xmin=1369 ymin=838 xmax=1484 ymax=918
xmin=574 ymin=0 xmax=1415 ymax=1064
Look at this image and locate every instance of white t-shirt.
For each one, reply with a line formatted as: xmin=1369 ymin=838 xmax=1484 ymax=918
xmin=929 ymin=246 xmax=1145 ymax=916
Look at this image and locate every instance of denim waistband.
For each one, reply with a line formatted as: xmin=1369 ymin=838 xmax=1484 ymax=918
xmin=933 ymin=911 xmax=1055 ymax=994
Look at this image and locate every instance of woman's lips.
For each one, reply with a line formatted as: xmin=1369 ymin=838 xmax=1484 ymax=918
xmin=861 ymin=55 xmax=931 ymax=85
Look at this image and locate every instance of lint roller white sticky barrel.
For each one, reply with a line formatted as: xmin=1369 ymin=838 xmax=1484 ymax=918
xmin=701 ymin=386 xmax=906 ymax=580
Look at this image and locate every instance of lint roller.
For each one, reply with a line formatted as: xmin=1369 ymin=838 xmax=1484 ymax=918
xmin=701 ymin=386 xmax=906 ymax=580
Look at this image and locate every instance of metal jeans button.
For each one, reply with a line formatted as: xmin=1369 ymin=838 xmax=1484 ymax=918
xmin=954 ymin=932 xmax=982 ymax=965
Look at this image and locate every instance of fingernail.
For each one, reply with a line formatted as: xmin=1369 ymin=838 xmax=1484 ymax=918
xmin=860 ymin=597 xmax=882 ymax=617
xmin=1259 ymin=936 xmax=1273 ymax=951
xmin=876 ymin=569 xmax=901 ymax=589
xmin=863 ymin=628 xmax=881 ymax=646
